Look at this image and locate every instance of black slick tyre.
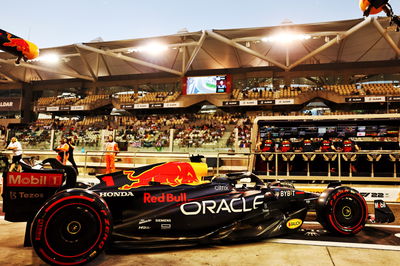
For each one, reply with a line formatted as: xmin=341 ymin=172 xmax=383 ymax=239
xmin=30 ymin=189 xmax=112 ymax=265
xmin=316 ymin=186 xmax=367 ymax=235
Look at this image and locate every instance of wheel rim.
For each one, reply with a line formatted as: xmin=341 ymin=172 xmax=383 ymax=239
xmin=44 ymin=203 xmax=102 ymax=258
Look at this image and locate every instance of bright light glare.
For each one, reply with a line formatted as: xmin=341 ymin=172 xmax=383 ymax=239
xmin=262 ymin=33 xmax=311 ymax=44
xmin=34 ymin=53 xmax=60 ymax=64
xmin=128 ymin=42 xmax=168 ymax=55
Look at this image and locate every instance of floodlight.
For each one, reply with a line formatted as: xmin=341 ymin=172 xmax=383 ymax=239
xmin=127 ymin=42 xmax=168 ymax=55
xmin=34 ymin=53 xmax=60 ymax=64
xmin=262 ymin=33 xmax=311 ymax=44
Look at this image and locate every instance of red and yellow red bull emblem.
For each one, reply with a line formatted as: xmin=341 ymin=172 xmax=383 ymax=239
xmin=0 ymin=29 xmax=39 ymax=63
xmin=119 ymin=162 xmax=208 ymax=190
xmin=359 ymin=0 xmax=383 ymax=15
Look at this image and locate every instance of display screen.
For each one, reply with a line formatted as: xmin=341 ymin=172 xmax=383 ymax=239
xmin=184 ymin=75 xmax=230 ymax=94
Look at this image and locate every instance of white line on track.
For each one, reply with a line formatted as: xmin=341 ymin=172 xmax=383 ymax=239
xmin=304 ymin=221 xmax=400 ymax=229
xmin=265 ymin=238 xmax=400 ymax=251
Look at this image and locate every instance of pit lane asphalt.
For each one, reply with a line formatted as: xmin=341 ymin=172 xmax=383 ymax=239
xmin=0 ymin=203 xmax=399 ymax=266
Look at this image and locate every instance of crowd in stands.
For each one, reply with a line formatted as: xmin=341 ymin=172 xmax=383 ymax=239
xmin=232 ymin=83 xmax=400 ymax=100
xmin=232 ymin=86 xmax=309 ymax=100
xmin=115 ymin=91 xmax=181 ymax=104
xmin=227 ymin=118 xmax=252 ymax=149
xmin=14 ymin=113 xmax=244 ymax=151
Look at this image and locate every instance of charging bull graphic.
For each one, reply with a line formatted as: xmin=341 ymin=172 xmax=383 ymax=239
xmin=0 ymin=29 xmax=39 ymax=64
xmin=119 ymin=162 xmax=208 ymax=190
xmin=359 ymin=0 xmax=400 ymax=30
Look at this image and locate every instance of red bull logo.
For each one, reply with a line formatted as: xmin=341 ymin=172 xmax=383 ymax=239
xmin=119 ymin=162 xmax=208 ymax=190
xmin=143 ymin=192 xmax=187 ymax=203
xmin=1 ymin=31 xmax=39 ymax=60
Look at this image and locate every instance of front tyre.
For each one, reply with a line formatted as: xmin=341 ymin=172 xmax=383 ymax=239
xmin=30 ymin=189 xmax=112 ymax=265
xmin=316 ymin=186 xmax=367 ymax=235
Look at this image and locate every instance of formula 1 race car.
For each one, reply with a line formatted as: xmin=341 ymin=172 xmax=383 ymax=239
xmin=1 ymin=156 xmax=395 ymax=265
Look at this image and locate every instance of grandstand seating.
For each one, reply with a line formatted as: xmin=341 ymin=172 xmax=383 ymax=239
xmin=74 ymin=94 xmax=110 ymax=105
xmin=136 ymin=91 xmax=180 ymax=103
xmin=37 ymin=97 xmax=57 ymax=106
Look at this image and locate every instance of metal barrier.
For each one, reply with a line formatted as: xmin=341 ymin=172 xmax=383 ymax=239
xmin=2 ymin=149 xmax=400 ymax=182
xmin=214 ymin=151 xmax=400 ymax=182
xmin=82 ymin=150 xmax=192 ymax=175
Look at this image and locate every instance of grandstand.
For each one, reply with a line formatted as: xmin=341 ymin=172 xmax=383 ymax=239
xmin=0 ymin=17 xmax=399 ymax=180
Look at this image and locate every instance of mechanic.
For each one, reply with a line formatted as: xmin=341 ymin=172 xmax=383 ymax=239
xmin=104 ymin=135 xmax=119 ymax=174
xmin=54 ymin=138 xmax=69 ymax=165
xmin=278 ymin=138 xmax=292 ymax=152
xmin=256 ymin=137 xmax=275 ymax=152
xmin=66 ymin=137 xmax=79 ymax=174
xmin=300 ymin=138 xmax=315 ymax=152
xmin=341 ymin=138 xmax=361 ymax=153
xmin=6 ymin=137 xmax=22 ymax=172
xmin=319 ymin=137 xmax=337 ymax=152
xmin=339 ymin=137 xmax=360 ymax=174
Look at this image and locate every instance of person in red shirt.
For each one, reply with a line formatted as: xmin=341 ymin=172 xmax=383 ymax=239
xmin=279 ymin=139 xmax=292 ymax=152
xmin=341 ymin=138 xmax=360 ymax=152
xmin=339 ymin=138 xmax=360 ymax=174
xmin=319 ymin=138 xmax=338 ymax=152
xmin=260 ymin=138 xmax=275 ymax=152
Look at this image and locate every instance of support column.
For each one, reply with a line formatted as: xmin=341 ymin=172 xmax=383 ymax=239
xmin=21 ymin=83 xmax=33 ymax=124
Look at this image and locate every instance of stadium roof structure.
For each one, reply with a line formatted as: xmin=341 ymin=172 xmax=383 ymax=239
xmin=0 ymin=16 xmax=399 ymax=84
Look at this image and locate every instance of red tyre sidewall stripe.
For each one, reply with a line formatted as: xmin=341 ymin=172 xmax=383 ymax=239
xmin=45 ymin=195 xmax=95 ymax=213
xmin=39 ymin=248 xmax=87 ymax=266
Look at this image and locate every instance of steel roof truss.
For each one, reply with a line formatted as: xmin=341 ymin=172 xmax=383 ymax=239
xmin=287 ymin=17 xmax=373 ymax=70
xmin=184 ymin=31 xmax=206 ymax=74
xmin=206 ymin=30 xmax=288 ymax=71
xmin=372 ymin=18 xmax=400 ymax=56
xmin=0 ymin=58 xmax=94 ymax=81
xmin=76 ymin=44 xmax=182 ymax=76
xmin=75 ymin=46 xmax=98 ymax=81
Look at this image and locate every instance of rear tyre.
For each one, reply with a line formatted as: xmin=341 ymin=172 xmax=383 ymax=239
xmin=316 ymin=186 xmax=367 ymax=235
xmin=30 ymin=189 xmax=112 ymax=265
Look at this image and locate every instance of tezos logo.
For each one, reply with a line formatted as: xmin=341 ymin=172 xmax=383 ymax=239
xmin=286 ymin=219 xmax=302 ymax=229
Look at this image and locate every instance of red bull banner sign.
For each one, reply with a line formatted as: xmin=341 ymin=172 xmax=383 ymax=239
xmin=0 ymin=29 xmax=39 ymax=63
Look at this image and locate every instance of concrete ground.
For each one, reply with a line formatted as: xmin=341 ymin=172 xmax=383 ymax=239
xmin=1 ymin=219 xmax=399 ymax=266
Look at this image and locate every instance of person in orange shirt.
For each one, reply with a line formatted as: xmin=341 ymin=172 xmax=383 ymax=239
xmin=104 ymin=135 xmax=119 ymax=174
xmin=54 ymin=138 xmax=69 ymax=165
